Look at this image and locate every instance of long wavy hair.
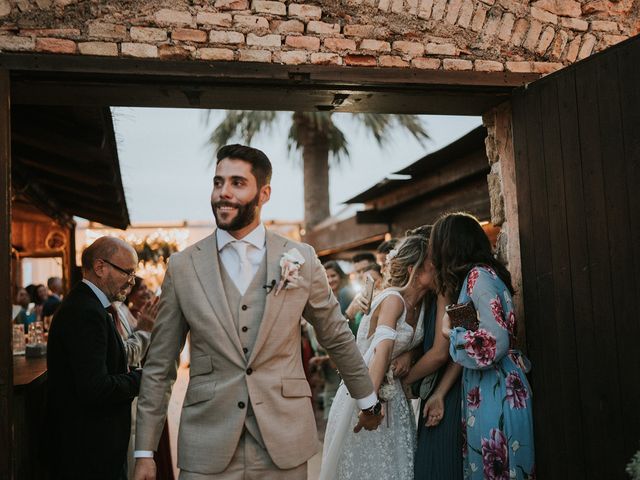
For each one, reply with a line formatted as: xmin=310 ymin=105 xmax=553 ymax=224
xmin=429 ymin=212 xmax=514 ymax=299
xmin=323 ymin=260 xmax=348 ymax=290
xmin=383 ymin=235 xmax=429 ymax=289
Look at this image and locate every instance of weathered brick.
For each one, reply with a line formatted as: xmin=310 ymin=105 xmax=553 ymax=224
xmin=531 ymin=0 xmax=580 ymax=17
xmin=130 ymin=26 xmax=167 ymax=43
xmin=307 ymin=21 xmax=341 ymax=35
xmin=252 ymin=0 xmax=286 ymax=15
xmin=510 ymin=18 xmax=529 ymax=46
xmin=577 ymin=33 xmax=596 ymax=60
xmin=209 ymin=30 xmax=245 ymax=44
xmin=154 ymin=9 xmax=193 ymax=27
xmin=406 ymin=0 xmax=419 ymax=15
xmin=379 ymin=55 xmax=410 ymax=67
xmin=505 ymin=61 xmax=533 ymax=73
xmin=470 ymin=4 xmax=488 ymax=32
xmin=234 ymin=15 xmax=270 ymax=32
xmin=0 ymin=35 xmax=34 ymax=51
xmin=343 ymin=24 xmax=375 ymax=37
xmin=560 ymin=17 xmax=588 ymax=31
xmin=196 ymin=12 xmax=233 ymax=28
xmin=215 ymin=0 xmax=250 ymax=10
xmin=445 ymin=0 xmax=463 ymax=25
xmin=431 ymin=0 xmax=447 ymax=20
xmin=158 ymin=44 xmax=193 ymax=59
xmin=35 ymin=37 xmax=76 ymax=53
xmin=565 ymin=35 xmax=581 ymax=62
xmin=274 ymin=50 xmax=308 ymax=64
xmin=391 ymin=0 xmax=405 ymax=13
xmin=246 ymin=32 xmax=280 ymax=47
xmin=475 ymin=59 xmax=504 ymax=71
xmin=530 ymin=6 xmax=557 ymax=25
xmin=425 ymin=42 xmax=457 ymax=55
xmin=498 ymin=13 xmax=515 ymax=41
xmin=172 ymin=28 xmax=207 ymax=43
xmin=360 ymin=38 xmax=390 ymax=52
xmin=78 ymin=41 xmax=118 ymax=56
xmin=523 ymin=20 xmax=542 ymax=51
xmin=600 ymin=34 xmax=627 ymax=49
xmin=549 ymin=29 xmax=568 ymax=60
xmin=0 ymin=0 xmax=11 ymax=17
xmin=344 ymin=54 xmax=377 ymax=66
xmin=457 ymin=0 xmax=474 ymax=28
xmin=196 ymin=47 xmax=235 ymax=60
xmin=20 ymin=28 xmax=80 ymax=38
xmin=88 ymin=22 xmax=127 ymax=40
xmin=591 ymin=20 xmax=619 ymax=33
xmin=418 ymin=0 xmax=433 ymax=20
xmin=238 ymin=49 xmax=272 ymax=62
xmin=443 ymin=58 xmax=473 ymax=70
xmin=482 ymin=10 xmax=501 ymax=37
xmin=532 ymin=61 xmax=562 ymax=74
xmin=310 ymin=52 xmax=342 ymax=65
xmin=498 ymin=0 xmax=527 ymax=16
xmin=411 ymin=57 xmax=441 ymax=69
xmin=285 ymin=35 xmax=320 ymax=50
xmin=536 ymin=26 xmax=555 ymax=55
xmin=271 ymin=19 xmax=304 ymax=34
xmin=378 ymin=0 xmax=391 ymax=12
xmin=393 ymin=40 xmax=424 ymax=57
xmin=288 ymin=3 xmax=322 ymax=20
xmin=323 ymin=37 xmax=356 ymax=51
xmin=121 ymin=42 xmax=158 ymax=58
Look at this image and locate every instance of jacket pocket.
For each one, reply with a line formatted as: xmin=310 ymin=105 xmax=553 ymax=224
xmin=189 ymin=355 xmax=214 ymax=377
xmin=281 ymin=377 xmax=312 ymax=398
xmin=183 ymin=381 xmax=216 ymax=407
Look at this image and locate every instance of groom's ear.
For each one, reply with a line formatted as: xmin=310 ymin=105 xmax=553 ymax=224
xmin=258 ymin=184 xmax=271 ymax=206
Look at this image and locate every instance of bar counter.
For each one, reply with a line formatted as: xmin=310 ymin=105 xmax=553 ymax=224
xmin=13 ymin=355 xmax=47 ymax=388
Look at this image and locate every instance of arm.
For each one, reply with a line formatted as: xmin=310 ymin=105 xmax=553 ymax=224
xmin=445 ymin=268 xmax=510 ymax=370
xmin=123 ymin=330 xmax=151 ymax=366
xmin=422 ymin=361 xmax=462 ymax=427
xmin=366 ymin=295 xmax=404 ymax=393
xmin=404 ymin=294 xmax=451 ymax=384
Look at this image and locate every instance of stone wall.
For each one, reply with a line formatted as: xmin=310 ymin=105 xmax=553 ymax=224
xmin=0 ymin=0 xmax=636 ymax=74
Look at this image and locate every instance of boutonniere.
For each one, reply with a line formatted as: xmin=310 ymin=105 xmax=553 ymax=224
xmin=274 ymin=248 xmax=305 ymax=296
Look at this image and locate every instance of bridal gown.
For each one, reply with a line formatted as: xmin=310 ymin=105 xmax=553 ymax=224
xmin=320 ymin=289 xmax=424 ymax=480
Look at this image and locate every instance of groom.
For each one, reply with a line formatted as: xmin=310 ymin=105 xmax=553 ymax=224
xmin=134 ymin=145 xmax=382 ymax=479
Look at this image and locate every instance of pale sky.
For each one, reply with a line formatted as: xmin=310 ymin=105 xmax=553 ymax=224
xmin=111 ymin=108 xmax=482 ymax=224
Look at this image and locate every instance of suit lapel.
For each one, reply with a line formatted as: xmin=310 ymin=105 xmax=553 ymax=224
xmin=191 ymin=233 xmax=245 ymax=360
xmin=249 ymin=230 xmax=289 ymax=364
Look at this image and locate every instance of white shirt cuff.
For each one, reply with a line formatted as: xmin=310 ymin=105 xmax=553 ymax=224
xmin=355 ymin=391 xmax=378 ymax=410
xmin=134 ymin=450 xmax=154 ymax=458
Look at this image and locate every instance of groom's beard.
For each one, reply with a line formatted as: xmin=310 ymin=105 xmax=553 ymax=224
xmin=211 ymin=193 xmax=260 ymax=232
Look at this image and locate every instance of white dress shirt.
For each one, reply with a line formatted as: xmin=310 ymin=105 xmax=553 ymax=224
xmin=216 ymin=223 xmax=266 ymax=293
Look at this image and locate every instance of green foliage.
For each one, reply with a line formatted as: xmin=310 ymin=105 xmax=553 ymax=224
xmin=628 ymin=450 xmax=640 ymax=480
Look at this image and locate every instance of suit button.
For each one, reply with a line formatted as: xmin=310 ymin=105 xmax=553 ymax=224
xmin=241 ymin=305 xmax=248 ymax=311
xmin=246 ymin=368 xmax=253 ymax=375
xmin=238 ymin=401 xmax=245 ymax=409
xmin=243 ymin=347 xmax=248 ymax=354
xmin=241 ymin=326 xmax=248 ymax=332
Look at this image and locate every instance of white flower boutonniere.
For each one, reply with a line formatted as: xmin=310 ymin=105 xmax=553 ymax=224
xmin=275 ymin=248 xmax=305 ymax=296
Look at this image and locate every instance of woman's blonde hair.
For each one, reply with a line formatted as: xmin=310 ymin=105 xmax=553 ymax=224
xmin=383 ymin=235 xmax=429 ymax=289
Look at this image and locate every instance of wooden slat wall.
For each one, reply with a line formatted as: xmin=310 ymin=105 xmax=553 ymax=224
xmin=512 ymin=38 xmax=640 ymax=479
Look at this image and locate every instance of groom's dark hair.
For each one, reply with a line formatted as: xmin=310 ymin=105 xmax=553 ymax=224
xmin=216 ymin=144 xmax=272 ymax=187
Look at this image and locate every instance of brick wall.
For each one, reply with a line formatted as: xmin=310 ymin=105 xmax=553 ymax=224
xmin=0 ymin=0 xmax=636 ymax=74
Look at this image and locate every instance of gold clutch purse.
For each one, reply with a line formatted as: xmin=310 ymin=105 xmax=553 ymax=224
xmin=445 ymin=302 xmax=479 ymax=331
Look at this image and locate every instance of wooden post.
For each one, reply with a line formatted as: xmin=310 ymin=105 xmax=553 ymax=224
xmin=0 ymin=69 xmax=13 ymax=480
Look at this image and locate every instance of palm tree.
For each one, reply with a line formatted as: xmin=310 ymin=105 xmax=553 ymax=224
xmin=204 ymin=111 xmax=429 ymax=229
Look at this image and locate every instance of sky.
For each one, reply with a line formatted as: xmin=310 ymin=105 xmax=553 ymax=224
xmin=111 ymin=108 xmax=482 ymax=224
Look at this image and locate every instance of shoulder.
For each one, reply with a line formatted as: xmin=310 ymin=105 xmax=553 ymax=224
xmin=268 ymin=231 xmax=317 ymax=260
xmin=466 ymin=265 xmax=501 ymax=297
xmin=377 ymin=289 xmax=404 ymax=311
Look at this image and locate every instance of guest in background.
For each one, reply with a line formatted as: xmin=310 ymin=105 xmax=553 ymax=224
xmin=47 ymin=236 xmax=142 ymax=480
xmin=375 ymin=238 xmax=399 ymax=273
xmin=43 ymin=276 xmax=64 ymax=318
xmin=309 ymin=261 xmax=356 ymax=418
xmin=13 ymin=287 xmax=34 ymax=333
xmin=432 ymin=212 xmax=535 ymax=480
xmin=351 ymin=252 xmax=377 ymax=283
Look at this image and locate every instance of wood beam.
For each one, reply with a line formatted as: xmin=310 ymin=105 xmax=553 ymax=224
xmin=0 ymin=69 xmax=13 ymax=480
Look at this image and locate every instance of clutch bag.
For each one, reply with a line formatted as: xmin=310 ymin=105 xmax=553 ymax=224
xmin=410 ymin=371 xmax=439 ymax=400
xmin=445 ymin=301 xmax=479 ymax=331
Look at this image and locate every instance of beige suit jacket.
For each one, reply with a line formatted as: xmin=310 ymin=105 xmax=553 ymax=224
xmin=135 ymin=230 xmax=373 ymax=473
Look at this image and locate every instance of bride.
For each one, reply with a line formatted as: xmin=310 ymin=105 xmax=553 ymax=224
xmin=320 ymin=235 xmax=433 ymax=480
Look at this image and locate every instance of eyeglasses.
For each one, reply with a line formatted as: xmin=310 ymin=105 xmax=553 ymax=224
xmin=101 ymin=258 xmax=136 ymax=279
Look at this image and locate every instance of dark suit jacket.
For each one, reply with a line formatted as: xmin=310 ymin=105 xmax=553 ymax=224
xmin=47 ymin=281 xmax=141 ymax=480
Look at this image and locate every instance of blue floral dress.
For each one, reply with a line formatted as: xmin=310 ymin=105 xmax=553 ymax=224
xmin=449 ymin=266 xmax=535 ymax=480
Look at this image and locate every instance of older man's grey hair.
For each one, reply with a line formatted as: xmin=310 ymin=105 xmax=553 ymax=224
xmin=81 ymin=236 xmax=132 ymax=272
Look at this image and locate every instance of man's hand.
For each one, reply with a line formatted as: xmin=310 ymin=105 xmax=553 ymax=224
xmin=136 ymin=297 xmax=160 ymax=332
xmin=134 ymin=457 xmax=157 ymax=480
xmin=391 ymin=350 xmax=413 ymax=378
xmin=353 ymin=408 xmax=384 ymax=433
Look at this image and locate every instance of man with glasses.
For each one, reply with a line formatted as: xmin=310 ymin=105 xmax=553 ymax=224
xmin=47 ymin=236 xmax=142 ymax=480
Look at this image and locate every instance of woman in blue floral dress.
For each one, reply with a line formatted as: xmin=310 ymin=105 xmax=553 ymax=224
xmin=430 ymin=212 xmax=535 ymax=480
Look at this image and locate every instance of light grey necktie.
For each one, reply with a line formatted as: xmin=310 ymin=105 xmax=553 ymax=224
xmin=230 ymin=240 xmax=253 ymax=295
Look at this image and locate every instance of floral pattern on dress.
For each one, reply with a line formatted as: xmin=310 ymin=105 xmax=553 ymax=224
xmin=449 ymin=267 xmax=535 ymax=480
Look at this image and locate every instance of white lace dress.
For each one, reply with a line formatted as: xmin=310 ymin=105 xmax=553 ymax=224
xmin=320 ymin=289 xmax=425 ymax=480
